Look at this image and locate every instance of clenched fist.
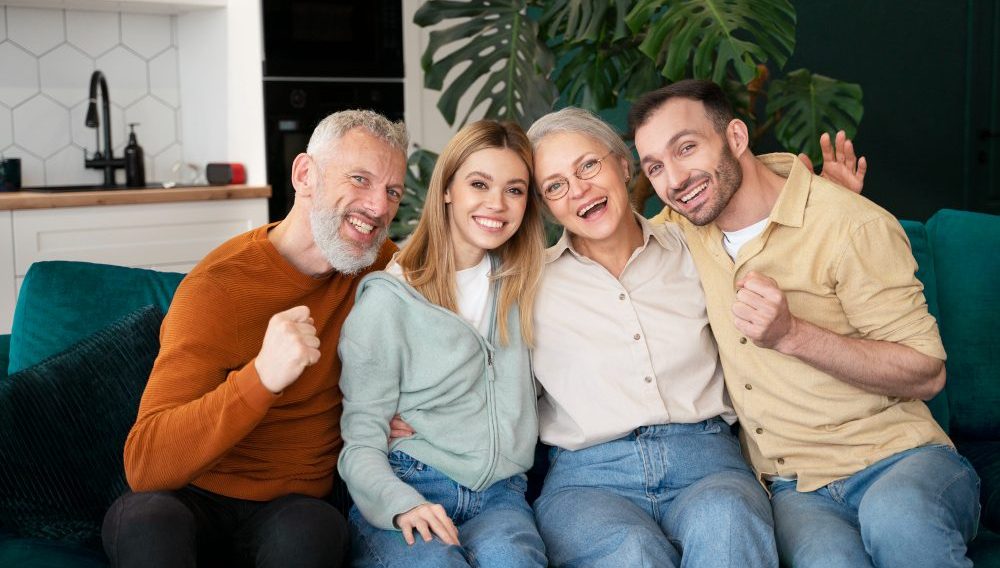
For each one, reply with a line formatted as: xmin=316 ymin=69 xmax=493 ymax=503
xmin=732 ymin=272 xmax=798 ymax=351
xmin=255 ymin=305 xmax=321 ymax=393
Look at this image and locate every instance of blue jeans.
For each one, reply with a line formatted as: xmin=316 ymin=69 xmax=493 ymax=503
xmin=534 ymin=418 xmax=777 ymax=567
xmin=770 ymin=444 xmax=980 ymax=568
xmin=348 ymin=451 xmax=546 ymax=568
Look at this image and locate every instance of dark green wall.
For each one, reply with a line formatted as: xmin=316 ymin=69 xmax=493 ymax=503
xmin=775 ymin=0 xmax=998 ymax=221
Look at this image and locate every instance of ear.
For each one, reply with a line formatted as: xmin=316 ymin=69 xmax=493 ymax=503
xmin=726 ymin=119 xmax=751 ymax=159
xmin=444 ymin=185 xmax=452 ymax=204
xmin=617 ymin=155 xmax=630 ymax=178
xmin=290 ymin=153 xmax=316 ymax=197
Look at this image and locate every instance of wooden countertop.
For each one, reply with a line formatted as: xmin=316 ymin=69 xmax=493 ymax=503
xmin=0 ymin=184 xmax=271 ymax=211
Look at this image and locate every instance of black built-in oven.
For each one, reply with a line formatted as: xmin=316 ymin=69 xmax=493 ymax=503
xmin=262 ymin=0 xmax=404 ymax=221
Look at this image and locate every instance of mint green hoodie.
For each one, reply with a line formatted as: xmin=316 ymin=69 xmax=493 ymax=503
xmin=337 ymin=271 xmax=539 ymax=530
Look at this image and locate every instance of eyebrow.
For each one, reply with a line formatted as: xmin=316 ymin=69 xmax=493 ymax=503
xmin=465 ymin=170 xmax=494 ymax=182
xmin=639 ymin=128 xmax=699 ymax=166
xmin=467 ymin=171 xmax=530 ymax=187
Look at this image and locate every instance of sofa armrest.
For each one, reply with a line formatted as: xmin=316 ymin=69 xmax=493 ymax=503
xmin=957 ymin=440 xmax=1000 ymax=534
xmin=0 ymin=335 xmax=9 ymax=381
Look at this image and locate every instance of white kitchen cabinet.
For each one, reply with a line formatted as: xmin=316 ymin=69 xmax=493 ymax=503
xmin=0 ymin=197 xmax=267 ymax=334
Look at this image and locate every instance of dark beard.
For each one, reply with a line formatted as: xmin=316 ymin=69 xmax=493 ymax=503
xmin=681 ymin=143 xmax=743 ymax=226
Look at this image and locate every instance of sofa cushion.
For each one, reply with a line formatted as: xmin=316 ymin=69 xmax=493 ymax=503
xmin=8 ymin=261 xmax=183 ymax=374
xmin=0 ymin=305 xmax=163 ymax=548
xmin=927 ymin=210 xmax=1000 ymax=439
xmin=0 ymin=536 xmax=108 ymax=568
xmin=899 ymin=219 xmax=948 ymax=432
xmin=958 ymin=439 xmax=1000 ymax=534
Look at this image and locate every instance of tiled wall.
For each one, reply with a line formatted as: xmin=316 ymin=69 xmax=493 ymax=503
xmin=0 ymin=6 xmax=182 ymax=187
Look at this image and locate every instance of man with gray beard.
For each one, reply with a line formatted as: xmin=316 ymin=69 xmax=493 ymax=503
xmin=103 ymin=110 xmax=408 ymax=568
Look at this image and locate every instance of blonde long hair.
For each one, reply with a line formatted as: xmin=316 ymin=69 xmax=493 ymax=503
xmin=396 ymin=120 xmax=544 ymax=346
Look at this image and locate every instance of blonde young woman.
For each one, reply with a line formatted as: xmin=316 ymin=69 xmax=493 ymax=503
xmin=337 ymin=120 xmax=547 ymax=567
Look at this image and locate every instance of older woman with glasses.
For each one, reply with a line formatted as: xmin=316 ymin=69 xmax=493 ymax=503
xmin=525 ymin=107 xmax=778 ymax=567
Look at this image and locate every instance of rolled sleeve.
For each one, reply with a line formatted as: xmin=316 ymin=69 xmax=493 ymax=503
xmin=835 ymin=216 xmax=946 ymax=360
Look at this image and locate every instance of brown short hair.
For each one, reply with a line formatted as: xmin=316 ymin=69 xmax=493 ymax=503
xmin=627 ymin=79 xmax=734 ymax=138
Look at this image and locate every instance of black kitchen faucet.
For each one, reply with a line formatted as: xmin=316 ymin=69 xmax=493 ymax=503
xmin=83 ymin=70 xmax=126 ymax=187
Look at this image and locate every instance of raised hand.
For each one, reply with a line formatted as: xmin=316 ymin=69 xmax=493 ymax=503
xmin=254 ymin=305 xmax=320 ymax=393
xmin=395 ymin=503 xmax=460 ymax=546
xmin=798 ymin=130 xmax=867 ymax=194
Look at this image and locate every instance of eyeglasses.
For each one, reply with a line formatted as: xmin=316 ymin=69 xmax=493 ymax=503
xmin=541 ymin=151 xmax=615 ymax=201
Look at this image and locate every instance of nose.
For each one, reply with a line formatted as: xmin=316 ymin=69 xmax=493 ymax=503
xmin=363 ymin=185 xmax=392 ymax=218
xmin=567 ymin=176 xmax=592 ymax=200
xmin=663 ymin=160 xmax=690 ymax=194
xmin=484 ymin=187 xmax=507 ymax=211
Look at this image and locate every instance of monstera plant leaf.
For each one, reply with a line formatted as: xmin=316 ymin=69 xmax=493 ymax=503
xmin=626 ymin=0 xmax=795 ymax=85
xmin=542 ymin=0 xmax=669 ymax=110
xmin=390 ymin=147 xmax=439 ymax=241
xmin=415 ymin=0 xmax=557 ymax=128
xmin=551 ymin=43 xmax=662 ymax=109
xmin=766 ymin=69 xmax=864 ymax=164
xmin=541 ymin=0 xmax=632 ymax=43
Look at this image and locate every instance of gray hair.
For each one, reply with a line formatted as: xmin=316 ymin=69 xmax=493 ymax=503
xmin=306 ymin=109 xmax=409 ymax=159
xmin=527 ymin=107 xmax=632 ymax=172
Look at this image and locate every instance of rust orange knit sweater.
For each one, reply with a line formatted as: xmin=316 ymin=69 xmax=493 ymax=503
xmin=124 ymin=223 xmax=396 ymax=501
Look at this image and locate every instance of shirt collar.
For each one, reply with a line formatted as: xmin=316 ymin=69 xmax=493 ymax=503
xmin=544 ymin=212 xmax=676 ymax=265
xmin=758 ymin=152 xmax=811 ymax=229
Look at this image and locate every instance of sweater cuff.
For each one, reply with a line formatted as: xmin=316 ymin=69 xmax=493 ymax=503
xmin=233 ymin=358 xmax=280 ymax=414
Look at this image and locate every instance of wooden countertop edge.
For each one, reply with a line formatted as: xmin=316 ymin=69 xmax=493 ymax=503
xmin=0 ymin=185 xmax=272 ymax=211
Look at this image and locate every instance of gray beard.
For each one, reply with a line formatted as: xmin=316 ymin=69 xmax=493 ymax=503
xmin=310 ymin=207 xmax=385 ymax=275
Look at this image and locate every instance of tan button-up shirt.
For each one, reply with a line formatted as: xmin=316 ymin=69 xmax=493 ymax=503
xmin=532 ymin=215 xmax=736 ymax=451
xmin=651 ymin=153 xmax=951 ymax=491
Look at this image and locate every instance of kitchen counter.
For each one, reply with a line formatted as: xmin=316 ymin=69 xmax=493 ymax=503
xmin=0 ymin=185 xmax=271 ymax=211
xmin=0 ymin=185 xmax=272 ymax=333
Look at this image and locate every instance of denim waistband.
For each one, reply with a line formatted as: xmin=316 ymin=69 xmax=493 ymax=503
xmin=629 ymin=416 xmax=731 ymax=439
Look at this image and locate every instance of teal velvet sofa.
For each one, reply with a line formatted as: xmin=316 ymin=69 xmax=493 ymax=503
xmin=0 ymin=208 xmax=997 ymax=566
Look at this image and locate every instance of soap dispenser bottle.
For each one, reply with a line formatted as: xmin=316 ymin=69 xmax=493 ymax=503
xmin=124 ymin=122 xmax=146 ymax=187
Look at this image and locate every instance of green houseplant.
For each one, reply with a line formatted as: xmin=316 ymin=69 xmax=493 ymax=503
xmin=391 ymin=0 xmax=864 ymax=239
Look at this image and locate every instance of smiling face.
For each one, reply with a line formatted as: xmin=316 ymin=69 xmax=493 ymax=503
xmin=308 ymin=127 xmax=406 ymax=273
xmin=532 ymin=131 xmax=632 ymax=245
xmin=446 ymin=147 xmax=530 ymax=269
xmin=634 ymin=98 xmax=744 ymax=226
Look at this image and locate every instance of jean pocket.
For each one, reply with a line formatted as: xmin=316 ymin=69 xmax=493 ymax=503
xmin=388 ymin=450 xmax=419 ymax=481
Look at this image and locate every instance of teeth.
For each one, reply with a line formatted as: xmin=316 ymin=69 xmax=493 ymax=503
xmin=680 ymin=181 xmax=708 ymax=204
xmin=348 ymin=217 xmax=374 ymax=234
xmin=577 ymin=197 xmax=607 ymax=217
xmin=475 ymin=217 xmax=504 ymax=229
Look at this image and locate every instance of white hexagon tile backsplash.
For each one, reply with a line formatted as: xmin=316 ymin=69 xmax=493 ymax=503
xmin=0 ymin=6 xmax=184 ymax=187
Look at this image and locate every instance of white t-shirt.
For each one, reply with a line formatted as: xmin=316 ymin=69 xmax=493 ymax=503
xmin=455 ymin=254 xmax=492 ymax=336
xmin=722 ymin=217 xmax=769 ymax=261
xmin=386 ymin=254 xmax=492 ymax=336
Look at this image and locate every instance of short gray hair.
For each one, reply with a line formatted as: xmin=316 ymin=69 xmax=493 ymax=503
xmin=306 ymin=109 xmax=409 ymax=158
xmin=527 ymin=107 xmax=631 ymax=173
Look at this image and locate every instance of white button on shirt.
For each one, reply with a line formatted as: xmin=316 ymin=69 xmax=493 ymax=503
xmin=532 ymin=215 xmax=736 ymax=451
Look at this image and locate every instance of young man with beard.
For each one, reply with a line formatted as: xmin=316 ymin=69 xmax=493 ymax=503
xmin=102 ymin=110 xmax=408 ymax=568
xmin=631 ymin=80 xmax=979 ymax=568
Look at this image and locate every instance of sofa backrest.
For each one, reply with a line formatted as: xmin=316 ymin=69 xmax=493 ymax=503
xmin=926 ymin=209 xmax=1000 ymax=440
xmin=900 ymin=219 xmax=949 ymax=432
xmin=7 ymin=261 xmax=184 ymax=375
